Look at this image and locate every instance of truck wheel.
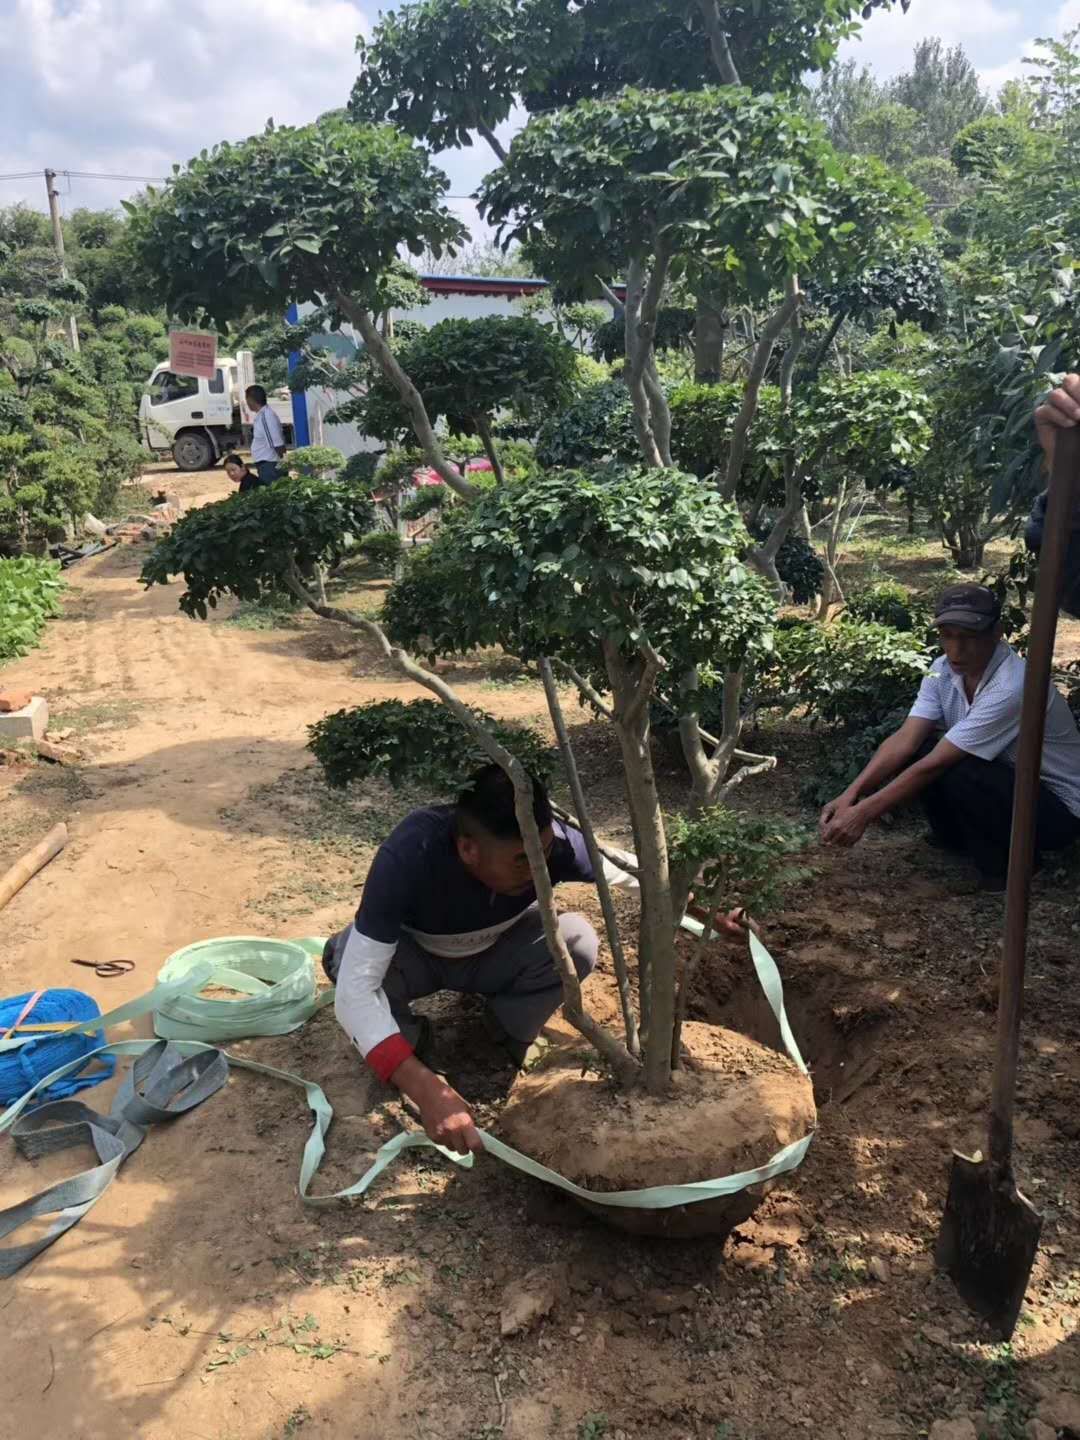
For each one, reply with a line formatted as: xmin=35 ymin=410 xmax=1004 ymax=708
xmin=172 ymin=431 xmax=215 ymax=472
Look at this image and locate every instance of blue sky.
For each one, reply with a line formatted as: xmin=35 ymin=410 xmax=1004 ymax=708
xmin=0 ymin=0 xmax=1075 ymax=241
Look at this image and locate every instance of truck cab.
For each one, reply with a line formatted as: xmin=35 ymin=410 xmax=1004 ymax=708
xmin=139 ymin=356 xmax=294 ymax=472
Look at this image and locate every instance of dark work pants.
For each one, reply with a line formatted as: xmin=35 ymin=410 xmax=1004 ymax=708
xmin=255 ymin=460 xmax=280 ymax=485
xmin=323 ymin=910 xmax=599 ymax=1044
xmin=916 ymin=742 xmax=1080 ymax=880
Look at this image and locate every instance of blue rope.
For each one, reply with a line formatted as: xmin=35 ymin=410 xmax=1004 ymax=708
xmin=0 ymin=989 xmax=115 ymax=1106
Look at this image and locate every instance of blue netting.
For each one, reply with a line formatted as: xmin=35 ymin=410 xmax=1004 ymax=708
xmin=0 ymin=989 xmax=115 ymax=1105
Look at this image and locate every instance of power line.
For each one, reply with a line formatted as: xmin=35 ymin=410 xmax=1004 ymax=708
xmin=0 ymin=167 xmax=481 ymax=199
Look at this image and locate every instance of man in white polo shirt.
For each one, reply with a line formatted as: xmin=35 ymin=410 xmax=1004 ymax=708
xmin=820 ymin=583 xmax=1080 ymax=889
xmin=246 ymin=384 xmax=286 ymax=484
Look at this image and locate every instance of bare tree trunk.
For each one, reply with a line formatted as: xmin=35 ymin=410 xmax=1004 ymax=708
xmin=624 ymin=256 xmax=663 ymax=468
xmin=334 ymin=291 xmax=478 ymax=501
xmin=723 ymin=286 xmax=801 ymax=499
xmin=806 ymin=308 xmax=846 ymax=380
xmin=539 ymin=658 xmax=640 ymax=1058
xmin=604 ymin=641 xmax=677 ymax=1095
xmin=817 ymin=480 xmax=848 ymax=619
xmin=474 ymin=414 xmax=505 ymax=485
xmin=694 ymin=288 xmax=726 ymax=383
xmin=697 ymin=0 xmax=741 ymax=84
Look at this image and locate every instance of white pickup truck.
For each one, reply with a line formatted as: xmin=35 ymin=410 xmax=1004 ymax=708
xmin=139 ymin=352 xmax=294 ymax=471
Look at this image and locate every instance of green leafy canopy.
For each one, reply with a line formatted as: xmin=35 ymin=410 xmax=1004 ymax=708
xmin=479 ymin=86 xmax=924 ymax=296
xmin=383 ymin=462 xmax=774 ymax=677
xmin=308 ymin=698 xmax=553 ymax=791
xmin=358 ymin=315 xmax=579 ymax=442
xmin=140 ymin=476 xmax=375 ymax=618
xmin=126 ymin=115 xmax=467 ymax=325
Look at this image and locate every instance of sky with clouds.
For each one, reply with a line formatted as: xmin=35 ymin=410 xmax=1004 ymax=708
xmin=0 ymin=0 xmax=1076 ymax=243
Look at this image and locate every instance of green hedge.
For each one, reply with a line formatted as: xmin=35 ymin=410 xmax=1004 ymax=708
xmin=0 ymin=556 xmax=65 ymax=660
xmin=308 ymin=699 xmax=554 ymax=791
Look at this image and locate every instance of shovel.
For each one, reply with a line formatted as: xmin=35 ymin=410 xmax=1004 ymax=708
xmin=935 ymin=422 xmax=1080 ymax=1338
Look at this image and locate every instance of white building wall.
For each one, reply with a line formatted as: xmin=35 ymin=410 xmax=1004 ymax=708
xmin=297 ymin=288 xmax=592 ymax=458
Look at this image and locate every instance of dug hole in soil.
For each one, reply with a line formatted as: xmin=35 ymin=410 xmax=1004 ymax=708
xmin=498 ymin=1020 xmax=816 ymax=1239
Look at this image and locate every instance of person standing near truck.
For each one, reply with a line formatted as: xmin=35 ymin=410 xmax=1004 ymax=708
xmin=246 ymin=385 xmax=286 ymax=484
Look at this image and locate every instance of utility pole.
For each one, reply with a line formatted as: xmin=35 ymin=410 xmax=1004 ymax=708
xmin=43 ymin=169 xmax=80 ymax=353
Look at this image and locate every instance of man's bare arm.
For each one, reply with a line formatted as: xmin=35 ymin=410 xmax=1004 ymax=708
xmin=391 ymin=1055 xmax=483 ymax=1156
xmin=819 ymin=716 xmax=936 ymax=832
xmin=823 ymin=734 xmax=967 ymax=847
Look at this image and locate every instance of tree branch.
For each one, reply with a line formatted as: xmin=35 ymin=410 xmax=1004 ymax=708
xmin=283 ymin=564 xmax=639 ymax=1083
xmin=552 ymin=659 xmax=613 ymax=719
xmin=476 ymin=117 xmax=509 ymax=166
xmin=718 ymin=754 xmax=778 ymax=798
xmin=722 ymin=287 xmax=802 ymax=499
xmin=596 ymin=276 xmax=625 ymax=319
xmin=334 ymin=291 xmax=478 ymax=502
xmin=697 ymin=0 xmax=742 ymax=85
xmin=474 ymin=413 xmax=505 ymax=485
xmin=672 ymin=878 xmax=723 ymax=1070
xmin=624 ymin=254 xmax=663 ymax=469
xmin=540 ymin=659 xmax=639 ymax=1058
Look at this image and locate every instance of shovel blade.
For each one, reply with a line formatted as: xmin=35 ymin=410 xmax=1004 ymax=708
xmin=935 ymin=1150 xmax=1042 ymax=1340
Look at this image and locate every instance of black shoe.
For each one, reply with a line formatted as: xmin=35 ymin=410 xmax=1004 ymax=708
xmin=923 ymin=830 xmax=963 ymax=853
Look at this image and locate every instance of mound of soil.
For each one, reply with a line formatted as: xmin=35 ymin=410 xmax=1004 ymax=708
xmin=498 ymin=1020 xmax=816 ymax=1239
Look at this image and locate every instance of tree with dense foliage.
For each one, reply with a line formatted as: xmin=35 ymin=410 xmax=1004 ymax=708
xmin=135 ymin=0 xmax=921 ymax=1098
xmin=0 ymin=281 xmax=144 ymax=553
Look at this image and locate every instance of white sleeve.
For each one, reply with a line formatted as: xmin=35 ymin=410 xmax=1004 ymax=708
xmin=266 ymin=407 xmax=285 ymax=447
xmin=599 ymin=846 xmax=639 ymax=893
xmin=333 ymin=923 xmax=400 ymax=1057
xmin=909 ymin=669 xmax=945 ymax=723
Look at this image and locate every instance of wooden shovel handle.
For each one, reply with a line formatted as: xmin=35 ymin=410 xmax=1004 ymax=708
xmin=990 ymin=424 xmax=1080 ymax=1171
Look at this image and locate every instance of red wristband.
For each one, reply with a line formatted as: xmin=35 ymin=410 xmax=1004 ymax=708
xmin=365 ymin=1033 xmax=414 ymax=1084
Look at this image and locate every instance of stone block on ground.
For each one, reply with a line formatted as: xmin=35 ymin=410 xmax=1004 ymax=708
xmin=0 ymin=696 xmax=48 ymax=742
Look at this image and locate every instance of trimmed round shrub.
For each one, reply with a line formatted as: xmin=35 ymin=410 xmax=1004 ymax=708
xmin=308 ymin=698 xmax=554 ymax=790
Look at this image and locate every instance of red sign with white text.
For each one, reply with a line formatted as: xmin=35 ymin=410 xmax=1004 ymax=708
xmin=168 ymin=330 xmax=218 ymax=380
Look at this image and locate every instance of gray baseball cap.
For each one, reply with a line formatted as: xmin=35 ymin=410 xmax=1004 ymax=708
xmin=934 ymin=583 xmax=1002 ymax=632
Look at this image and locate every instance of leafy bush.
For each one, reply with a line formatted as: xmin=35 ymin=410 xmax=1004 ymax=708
xmin=755 ymin=617 xmax=929 ymax=730
xmin=308 ymin=698 xmax=554 ymax=791
xmin=592 ymin=306 xmax=695 ymax=364
xmin=400 ymin=486 xmax=446 ymax=521
xmin=357 ymin=530 xmax=403 ymax=575
xmin=0 ymin=555 xmax=64 ymax=659
xmin=141 ymin=476 xmax=374 ymax=618
xmin=669 ymin=381 xmax=767 ymax=481
xmin=286 ymin=445 xmax=346 ymax=479
xmin=844 ymin=580 xmax=926 ymax=633
xmin=382 ymin=463 xmax=774 ymax=679
xmin=667 ymin=805 xmax=812 ymax=916
xmin=359 ymin=315 xmax=578 ymax=442
xmin=534 ymin=380 xmax=638 ymax=469
xmin=748 ymin=522 xmax=824 ymax=604
xmin=341 ymin=450 xmax=381 ymax=490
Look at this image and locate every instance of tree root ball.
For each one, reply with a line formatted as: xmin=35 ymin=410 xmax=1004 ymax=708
xmin=498 ymin=1021 xmax=816 ymax=1239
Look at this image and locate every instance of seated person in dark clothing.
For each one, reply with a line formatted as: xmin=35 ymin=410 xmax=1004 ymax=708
xmin=223 ymin=453 xmax=264 ymax=493
xmin=820 ymin=583 xmax=1080 ymax=889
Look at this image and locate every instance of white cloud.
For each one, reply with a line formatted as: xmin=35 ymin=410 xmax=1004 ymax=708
xmin=837 ymin=0 xmax=1025 ymax=80
xmin=0 ymin=0 xmax=371 ymax=213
